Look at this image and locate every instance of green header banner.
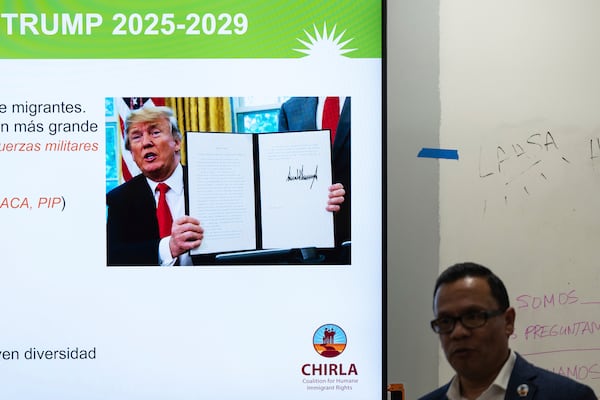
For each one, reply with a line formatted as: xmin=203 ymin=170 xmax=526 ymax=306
xmin=0 ymin=0 xmax=382 ymax=59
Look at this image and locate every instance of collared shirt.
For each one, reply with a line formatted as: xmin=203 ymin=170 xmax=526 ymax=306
xmin=146 ymin=164 xmax=192 ymax=266
xmin=447 ymin=349 xmax=517 ymax=400
xmin=316 ymin=96 xmax=347 ymax=130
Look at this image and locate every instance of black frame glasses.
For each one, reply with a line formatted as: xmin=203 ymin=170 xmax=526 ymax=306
xmin=430 ymin=309 xmax=504 ymax=334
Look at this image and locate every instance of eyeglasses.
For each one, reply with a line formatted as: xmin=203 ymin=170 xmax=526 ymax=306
xmin=430 ymin=310 xmax=504 ymax=334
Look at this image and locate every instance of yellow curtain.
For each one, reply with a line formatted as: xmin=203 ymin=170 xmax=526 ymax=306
xmin=164 ymin=97 xmax=232 ymax=165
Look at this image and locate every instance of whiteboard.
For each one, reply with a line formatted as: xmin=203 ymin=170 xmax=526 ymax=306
xmin=439 ymin=0 xmax=600 ymax=394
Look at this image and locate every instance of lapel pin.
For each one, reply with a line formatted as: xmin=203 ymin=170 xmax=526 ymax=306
xmin=517 ymin=384 xmax=529 ymax=397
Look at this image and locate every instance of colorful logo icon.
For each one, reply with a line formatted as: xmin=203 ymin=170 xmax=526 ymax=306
xmin=313 ymin=324 xmax=347 ymax=358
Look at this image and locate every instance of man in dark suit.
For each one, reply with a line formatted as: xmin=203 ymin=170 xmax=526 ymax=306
xmin=419 ymin=262 xmax=597 ymax=400
xmin=107 ymin=106 xmax=203 ymax=266
xmin=278 ymin=97 xmax=351 ymax=262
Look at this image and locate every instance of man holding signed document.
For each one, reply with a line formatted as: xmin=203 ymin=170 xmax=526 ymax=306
xmin=106 ymin=104 xmax=347 ymax=266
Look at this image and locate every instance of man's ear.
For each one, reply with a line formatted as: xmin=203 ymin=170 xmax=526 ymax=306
xmin=504 ymin=307 xmax=516 ymax=336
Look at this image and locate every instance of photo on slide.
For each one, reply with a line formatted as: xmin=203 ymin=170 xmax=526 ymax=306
xmin=105 ymin=96 xmax=351 ymax=266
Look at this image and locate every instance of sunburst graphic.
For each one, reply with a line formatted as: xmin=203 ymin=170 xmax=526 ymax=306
xmin=294 ymin=23 xmax=357 ymax=58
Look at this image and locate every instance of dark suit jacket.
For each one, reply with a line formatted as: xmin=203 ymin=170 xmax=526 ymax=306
xmin=278 ymin=97 xmax=351 ymax=247
xmin=106 ymin=173 xmax=161 ymax=266
xmin=418 ymin=353 xmax=598 ymax=400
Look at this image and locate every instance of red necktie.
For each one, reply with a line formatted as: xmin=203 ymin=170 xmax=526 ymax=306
xmin=322 ymin=96 xmax=340 ymax=144
xmin=156 ymin=183 xmax=173 ymax=238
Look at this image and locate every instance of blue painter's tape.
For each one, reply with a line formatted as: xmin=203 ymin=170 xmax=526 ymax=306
xmin=418 ymin=148 xmax=459 ymax=160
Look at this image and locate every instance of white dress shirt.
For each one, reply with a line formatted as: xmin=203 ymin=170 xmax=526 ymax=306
xmin=446 ymin=349 xmax=517 ymax=400
xmin=146 ymin=164 xmax=192 ymax=266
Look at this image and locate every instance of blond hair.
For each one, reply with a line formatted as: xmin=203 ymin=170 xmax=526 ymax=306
xmin=124 ymin=106 xmax=181 ymax=150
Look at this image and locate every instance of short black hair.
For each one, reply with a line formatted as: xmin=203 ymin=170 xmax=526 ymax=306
xmin=433 ymin=262 xmax=510 ymax=311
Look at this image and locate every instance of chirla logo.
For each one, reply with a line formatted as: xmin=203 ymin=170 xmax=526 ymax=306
xmin=313 ymin=324 xmax=347 ymax=358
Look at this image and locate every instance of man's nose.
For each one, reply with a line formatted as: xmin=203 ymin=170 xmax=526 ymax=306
xmin=141 ymin=132 xmax=154 ymax=147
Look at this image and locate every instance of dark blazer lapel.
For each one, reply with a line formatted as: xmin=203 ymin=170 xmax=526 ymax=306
xmin=332 ymin=97 xmax=351 ymax=159
xmin=132 ymin=174 xmax=160 ymax=235
xmin=505 ymin=354 xmax=538 ymax=399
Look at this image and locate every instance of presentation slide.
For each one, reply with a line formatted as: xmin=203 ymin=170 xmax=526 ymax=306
xmin=0 ymin=2 xmax=384 ymax=399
